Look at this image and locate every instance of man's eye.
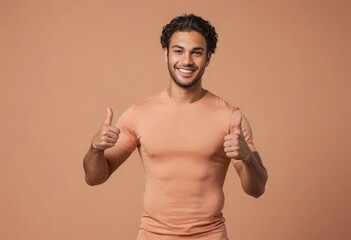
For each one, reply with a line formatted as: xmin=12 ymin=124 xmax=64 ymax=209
xmin=174 ymin=50 xmax=182 ymax=54
xmin=193 ymin=52 xmax=203 ymax=56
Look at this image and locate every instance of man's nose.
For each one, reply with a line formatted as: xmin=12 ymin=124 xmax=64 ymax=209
xmin=181 ymin=52 xmax=193 ymax=65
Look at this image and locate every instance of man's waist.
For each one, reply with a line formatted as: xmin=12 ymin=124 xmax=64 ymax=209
xmin=139 ymin=211 xmax=226 ymax=237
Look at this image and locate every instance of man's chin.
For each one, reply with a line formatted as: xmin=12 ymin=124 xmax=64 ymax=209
xmin=173 ymin=78 xmax=201 ymax=89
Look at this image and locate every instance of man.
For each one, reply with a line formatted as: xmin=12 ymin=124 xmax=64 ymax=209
xmin=84 ymin=14 xmax=268 ymax=239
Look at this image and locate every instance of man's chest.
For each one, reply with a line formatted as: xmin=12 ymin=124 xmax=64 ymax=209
xmin=135 ymin=108 xmax=229 ymax=160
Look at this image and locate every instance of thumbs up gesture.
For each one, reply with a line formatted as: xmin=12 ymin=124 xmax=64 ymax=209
xmin=91 ymin=108 xmax=120 ymax=151
xmin=224 ymin=116 xmax=252 ymax=162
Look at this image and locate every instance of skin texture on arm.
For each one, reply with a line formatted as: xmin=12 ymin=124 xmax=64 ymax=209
xmin=83 ymin=145 xmax=132 ymax=186
xmin=83 ymin=146 xmax=110 ymax=186
xmin=224 ymin=116 xmax=268 ymax=198
xmin=233 ymin=151 xmax=268 ymax=198
xmin=83 ymin=108 xmax=132 ymax=186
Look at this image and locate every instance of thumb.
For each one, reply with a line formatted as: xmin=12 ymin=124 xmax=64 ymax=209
xmin=232 ymin=116 xmax=242 ymax=134
xmin=104 ymin=107 xmax=113 ymax=125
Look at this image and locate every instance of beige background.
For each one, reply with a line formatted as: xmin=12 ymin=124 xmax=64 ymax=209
xmin=1 ymin=0 xmax=350 ymax=239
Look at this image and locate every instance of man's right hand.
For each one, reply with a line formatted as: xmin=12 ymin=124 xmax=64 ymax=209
xmin=91 ymin=108 xmax=120 ymax=151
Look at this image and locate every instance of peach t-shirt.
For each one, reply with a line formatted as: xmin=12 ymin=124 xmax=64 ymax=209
xmin=115 ymin=89 xmax=256 ymax=239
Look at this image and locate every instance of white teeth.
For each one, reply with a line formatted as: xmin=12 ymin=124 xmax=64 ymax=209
xmin=178 ymin=68 xmax=194 ymax=74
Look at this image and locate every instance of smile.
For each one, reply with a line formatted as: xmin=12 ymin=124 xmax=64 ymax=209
xmin=176 ymin=68 xmax=196 ymax=75
xmin=178 ymin=68 xmax=195 ymax=73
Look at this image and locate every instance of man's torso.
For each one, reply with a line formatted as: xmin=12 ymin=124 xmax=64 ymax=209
xmin=115 ymin=90 xmax=253 ymax=239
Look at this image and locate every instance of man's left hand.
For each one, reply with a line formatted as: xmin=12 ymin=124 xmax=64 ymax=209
xmin=223 ymin=116 xmax=252 ymax=163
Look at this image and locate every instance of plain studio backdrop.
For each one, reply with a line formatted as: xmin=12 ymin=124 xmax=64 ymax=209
xmin=0 ymin=1 xmax=350 ymax=239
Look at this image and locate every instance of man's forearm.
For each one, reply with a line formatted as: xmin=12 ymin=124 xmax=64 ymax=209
xmin=83 ymin=146 xmax=110 ymax=186
xmin=237 ymin=151 xmax=268 ymax=198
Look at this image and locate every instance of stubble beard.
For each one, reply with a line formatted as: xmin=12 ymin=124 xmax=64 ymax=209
xmin=167 ymin=63 xmax=205 ymax=89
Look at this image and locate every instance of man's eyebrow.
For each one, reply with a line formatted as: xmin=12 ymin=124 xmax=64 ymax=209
xmin=171 ymin=45 xmax=184 ymax=49
xmin=193 ymin=47 xmax=205 ymax=51
xmin=171 ymin=45 xmax=205 ymax=51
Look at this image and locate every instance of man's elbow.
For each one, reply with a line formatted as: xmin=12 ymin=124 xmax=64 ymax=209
xmin=249 ymin=172 xmax=268 ymax=198
xmin=85 ymin=175 xmax=107 ymax=186
xmin=245 ymin=185 xmax=266 ymax=198
xmin=250 ymin=187 xmax=265 ymax=198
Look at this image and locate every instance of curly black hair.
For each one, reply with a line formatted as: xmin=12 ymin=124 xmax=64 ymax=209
xmin=160 ymin=14 xmax=218 ymax=54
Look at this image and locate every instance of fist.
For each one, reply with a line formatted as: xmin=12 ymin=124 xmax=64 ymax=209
xmin=91 ymin=108 xmax=120 ymax=151
xmin=223 ymin=116 xmax=252 ymax=162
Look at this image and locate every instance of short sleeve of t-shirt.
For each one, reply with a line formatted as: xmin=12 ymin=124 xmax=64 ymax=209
xmin=115 ymin=105 xmax=139 ymax=153
xmin=229 ymin=108 xmax=256 ymax=153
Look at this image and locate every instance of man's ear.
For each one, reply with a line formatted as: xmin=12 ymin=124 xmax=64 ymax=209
xmin=164 ymin=48 xmax=168 ymax=63
xmin=205 ymin=53 xmax=212 ymax=67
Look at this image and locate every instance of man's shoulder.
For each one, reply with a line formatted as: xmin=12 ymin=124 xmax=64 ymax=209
xmin=206 ymin=90 xmax=239 ymax=111
xmin=117 ymin=90 xmax=164 ymax=120
xmin=123 ymin=90 xmax=166 ymax=115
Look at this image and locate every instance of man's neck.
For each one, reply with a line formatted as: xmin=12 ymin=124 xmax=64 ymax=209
xmin=167 ymin=83 xmax=205 ymax=104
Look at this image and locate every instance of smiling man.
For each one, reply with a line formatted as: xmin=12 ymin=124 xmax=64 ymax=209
xmin=83 ymin=14 xmax=268 ymax=240
xmin=167 ymin=31 xmax=208 ymax=88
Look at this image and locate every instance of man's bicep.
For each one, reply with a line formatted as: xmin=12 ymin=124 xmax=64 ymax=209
xmin=104 ymin=145 xmax=134 ymax=176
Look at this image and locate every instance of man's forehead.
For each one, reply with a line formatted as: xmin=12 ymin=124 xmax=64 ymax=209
xmin=169 ymin=31 xmax=207 ymax=48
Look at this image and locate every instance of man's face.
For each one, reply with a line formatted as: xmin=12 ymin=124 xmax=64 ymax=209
xmin=165 ymin=31 xmax=211 ymax=88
